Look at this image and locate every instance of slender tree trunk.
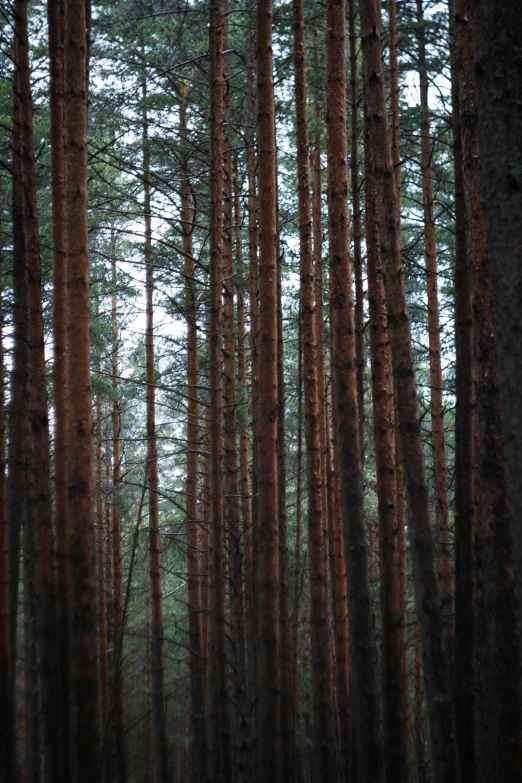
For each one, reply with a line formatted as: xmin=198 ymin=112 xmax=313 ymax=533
xmin=0 ymin=210 xmax=9 ymax=783
xmin=448 ymin=3 xmax=475 ymax=778
xmin=413 ymin=593 xmax=428 ymax=783
xmin=179 ymin=88 xmax=208 ymax=783
xmin=64 ymin=0 xmax=101 ymax=777
xmin=145 ymin=623 xmax=154 ymax=783
xmin=359 ymin=2 xmax=459 ymax=779
xmin=246 ymin=30 xmax=259 ymax=722
xmin=15 ymin=1 xmax=60 ymax=779
xmin=348 ymin=2 xmax=364 ymax=459
xmin=415 ymin=0 xmax=454 ymax=665
xmin=208 ymin=0 xmax=232 ymax=775
xmin=291 ymin=331 xmax=303 ymax=776
xmin=233 ymin=161 xmax=252 ymax=780
xmin=47 ymin=1 xmax=69 ymax=776
xmin=23 ymin=533 xmax=39 ymax=783
xmin=454 ymin=4 xmax=521 ymax=780
xmin=256 ymin=0 xmax=281 ymax=773
xmin=222 ymin=48 xmax=247 ymax=779
xmin=143 ymin=96 xmax=170 ymax=783
xmin=111 ymin=243 xmax=126 ymax=783
xmin=382 ymin=4 xmax=413 ymax=772
xmin=467 ymin=3 xmax=522 ymax=646
xmin=363 ymin=67 xmax=407 ymax=782
xmin=293 ymin=2 xmax=335 ymax=778
xmin=325 ymin=0 xmax=384 ymax=779
xmin=7 ymin=53 xmax=28 ymax=779
xmin=96 ymin=394 xmax=109 ymax=736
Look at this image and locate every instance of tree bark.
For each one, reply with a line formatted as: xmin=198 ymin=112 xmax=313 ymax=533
xmin=208 ymin=0 xmax=232 ymax=775
xmin=454 ymin=4 xmax=521 ymax=780
xmin=448 ymin=2 xmax=475 ymax=778
xmin=64 ymin=0 xmax=101 ymax=776
xmin=47 ymin=1 xmax=70 ymax=776
xmin=363 ymin=65 xmax=407 ymax=781
xmin=325 ymin=0 xmax=384 ymax=779
xmin=256 ymin=0 xmax=281 ymax=774
xmin=468 ymin=1 xmax=522 ymax=652
xmin=293 ymin=2 xmax=336 ymax=778
xmin=359 ymin=2 xmax=459 ymax=779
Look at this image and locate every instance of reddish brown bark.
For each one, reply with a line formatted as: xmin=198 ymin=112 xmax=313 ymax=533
xmin=415 ymin=0 xmax=454 ymax=664
xmin=348 ymin=0 xmax=365 ymax=458
xmin=223 ymin=56 xmax=247 ymax=781
xmin=326 ymin=0 xmax=383 ymax=778
xmin=291 ymin=332 xmax=303 ymax=774
xmin=454 ymin=4 xmax=521 ymax=779
xmin=15 ymin=3 xmax=61 ymax=779
xmin=363 ymin=78 xmax=407 ymax=781
xmin=293 ymin=1 xmax=335 ymax=778
xmin=359 ymin=2 xmax=459 ymax=778
xmin=64 ymin=0 xmax=101 ymax=776
xmin=47 ymin=0 xmax=69 ymax=775
xmin=208 ymin=0 xmax=232 ymax=775
xmin=256 ymin=0 xmax=281 ymax=773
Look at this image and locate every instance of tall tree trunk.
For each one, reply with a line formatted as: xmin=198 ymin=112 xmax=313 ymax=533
xmin=95 ymin=394 xmax=109 ymax=737
xmin=415 ymin=0 xmax=454 ymax=665
xmin=23 ymin=531 xmax=39 ymax=783
xmin=448 ymin=2 xmax=475 ymax=778
xmin=8 ymin=44 xmax=30 ymax=783
xmin=363 ymin=81 xmax=407 ymax=780
xmin=111 ymin=243 xmax=126 ymax=783
xmin=325 ymin=0 xmax=384 ymax=779
xmin=0 ymin=212 xmax=9 ymax=783
xmin=293 ymin=1 xmax=335 ymax=778
xmin=277 ymin=246 xmax=292 ymax=783
xmin=208 ymin=0 xmax=232 ymax=775
xmin=382 ymin=3 xmax=413 ymax=771
xmin=64 ymin=0 xmax=101 ymax=777
xmin=291 ymin=329 xmax=303 ymax=776
xmin=468 ymin=2 xmax=522 ymax=647
xmin=359 ymin=2 xmax=459 ymax=779
xmin=15 ymin=3 xmax=60 ymax=780
xmin=256 ymin=0 xmax=281 ymax=774
xmin=179 ymin=88 xmax=208 ymax=783
xmin=348 ymin=4 xmax=364 ymax=459
xmin=47 ymin=1 xmax=70 ymax=776
xmin=222 ymin=45 xmax=247 ymax=779
xmin=454 ymin=4 xmax=521 ymax=780
xmin=143 ymin=96 xmax=171 ymax=783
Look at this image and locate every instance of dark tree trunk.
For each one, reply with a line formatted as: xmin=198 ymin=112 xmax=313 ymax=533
xmin=359 ymin=2 xmax=459 ymax=779
xmin=208 ymin=0 xmax=232 ymax=775
xmin=454 ymin=4 xmax=521 ymax=780
xmin=363 ymin=65 xmax=407 ymax=782
xmin=325 ymin=0 xmax=384 ymax=779
xmin=256 ymin=0 xmax=281 ymax=774
xmin=293 ymin=1 xmax=336 ymax=778
xmin=449 ymin=3 xmax=475 ymax=778
xmin=63 ymin=0 xmax=101 ymax=777
xmin=468 ymin=1 xmax=522 ymax=653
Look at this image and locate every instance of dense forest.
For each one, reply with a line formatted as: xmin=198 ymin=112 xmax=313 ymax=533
xmin=0 ymin=0 xmax=521 ymax=781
